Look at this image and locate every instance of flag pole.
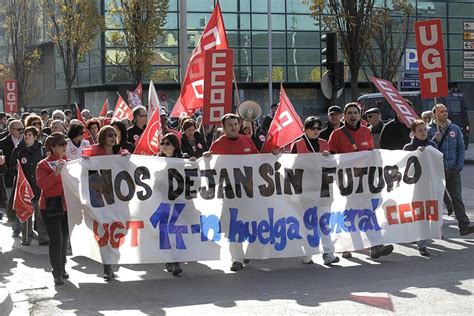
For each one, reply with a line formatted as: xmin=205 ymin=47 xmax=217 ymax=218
xmin=434 ymin=97 xmax=439 ymax=132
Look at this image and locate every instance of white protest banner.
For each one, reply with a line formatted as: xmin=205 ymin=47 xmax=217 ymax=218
xmin=62 ymin=148 xmax=445 ymax=264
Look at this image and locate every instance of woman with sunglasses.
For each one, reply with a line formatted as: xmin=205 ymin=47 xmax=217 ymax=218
xmin=82 ymin=125 xmax=129 ymax=281
xmin=25 ymin=114 xmax=47 ymax=144
xmin=290 ymin=116 xmax=340 ymax=266
xmin=110 ymin=120 xmax=135 ymax=153
xmin=36 ymin=133 xmax=70 ymax=286
xmin=158 ymin=133 xmax=186 ymax=276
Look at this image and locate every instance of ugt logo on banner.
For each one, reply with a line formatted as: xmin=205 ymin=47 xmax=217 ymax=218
xmin=414 ymin=19 xmax=448 ymax=99
xmin=202 ymin=49 xmax=233 ymax=125
xmin=4 ymin=80 xmax=18 ymax=113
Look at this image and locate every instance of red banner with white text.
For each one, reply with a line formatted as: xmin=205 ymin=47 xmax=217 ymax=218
xmin=4 ymin=80 xmax=18 ymax=113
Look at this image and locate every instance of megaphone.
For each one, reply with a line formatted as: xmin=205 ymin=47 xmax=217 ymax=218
xmin=238 ymin=100 xmax=262 ymax=121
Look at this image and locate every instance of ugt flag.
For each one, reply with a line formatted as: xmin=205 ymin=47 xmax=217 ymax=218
xmin=13 ymin=162 xmax=34 ymax=223
xmin=134 ymin=106 xmax=162 ymax=155
xmin=180 ymin=3 xmax=228 ymax=111
xmin=113 ymin=95 xmax=133 ymax=121
xmin=260 ymin=87 xmax=304 ymax=153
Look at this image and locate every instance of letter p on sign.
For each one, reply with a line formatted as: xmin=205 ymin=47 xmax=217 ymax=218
xmin=414 ymin=19 xmax=448 ymax=99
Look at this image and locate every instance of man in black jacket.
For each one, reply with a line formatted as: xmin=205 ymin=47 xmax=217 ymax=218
xmin=127 ymin=106 xmax=147 ymax=146
xmin=0 ymin=120 xmax=24 ymax=236
xmin=319 ymin=106 xmax=343 ymax=141
xmin=379 ymin=114 xmax=411 ymax=150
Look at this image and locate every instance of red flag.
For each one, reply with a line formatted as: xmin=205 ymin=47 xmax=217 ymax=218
xmin=170 ymin=96 xmax=188 ymax=118
xmin=13 ymin=162 xmax=34 ymax=223
xmin=260 ymin=87 xmax=304 ymax=153
xmin=180 ymin=3 xmax=228 ymax=111
xmin=134 ymin=81 xmax=143 ymax=98
xmin=127 ymin=90 xmax=143 ymax=109
xmin=75 ymin=103 xmax=92 ymax=141
xmin=134 ymin=106 xmax=162 ymax=155
xmin=99 ymin=99 xmax=109 ymax=117
xmin=370 ymin=77 xmax=419 ymax=128
xmin=113 ymin=95 xmax=133 ymax=121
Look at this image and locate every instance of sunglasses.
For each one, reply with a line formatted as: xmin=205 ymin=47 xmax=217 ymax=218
xmin=160 ymin=141 xmax=171 ymax=146
xmin=13 ymin=128 xmax=24 ymax=132
xmin=55 ymin=142 xmax=67 ymax=147
xmin=107 ymin=133 xmax=117 ymax=138
xmin=308 ymin=126 xmax=320 ymax=131
xmin=32 ymin=122 xmax=42 ymax=126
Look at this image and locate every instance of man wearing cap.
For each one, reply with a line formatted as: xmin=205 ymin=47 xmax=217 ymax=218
xmin=329 ymin=102 xmax=394 ymax=260
xmin=127 ymin=106 xmax=147 ymax=146
xmin=366 ymin=107 xmax=384 ymax=149
xmin=319 ymin=106 xmax=343 ymax=141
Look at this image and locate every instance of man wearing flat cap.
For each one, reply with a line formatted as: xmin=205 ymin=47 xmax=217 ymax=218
xmin=365 ymin=107 xmax=384 ymax=148
xmin=319 ymin=105 xmax=344 ymax=141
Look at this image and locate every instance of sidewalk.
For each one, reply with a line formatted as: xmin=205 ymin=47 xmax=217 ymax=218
xmin=465 ymin=145 xmax=474 ymax=164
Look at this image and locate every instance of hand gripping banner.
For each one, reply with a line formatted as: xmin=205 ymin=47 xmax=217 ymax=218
xmin=62 ymin=148 xmax=445 ymax=264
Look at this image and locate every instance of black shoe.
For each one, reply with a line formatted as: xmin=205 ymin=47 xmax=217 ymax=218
xmin=370 ymin=245 xmax=394 ymax=259
xmin=54 ymin=276 xmax=64 ymax=286
xmin=21 ymin=241 xmax=31 ymax=246
xmin=103 ymin=265 xmax=114 ymax=282
xmin=447 ymin=208 xmax=454 ymax=216
xmin=419 ymin=247 xmax=430 ymax=257
xmin=12 ymin=232 xmax=20 ymax=238
xmin=62 ymin=271 xmax=69 ymax=279
xmin=342 ymin=251 xmax=352 ymax=259
xmin=171 ymin=263 xmax=183 ymax=276
xmin=165 ymin=263 xmax=173 ymax=273
xmin=39 ymin=241 xmax=50 ymax=246
xmin=460 ymin=226 xmax=474 ymax=236
xmin=230 ymin=261 xmax=244 ymax=272
xmin=243 ymin=259 xmax=250 ymax=264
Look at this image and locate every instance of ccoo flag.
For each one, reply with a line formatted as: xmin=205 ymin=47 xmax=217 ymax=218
xmin=13 ymin=162 xmax=34 ymax=223
xmin=112 ymin=95 xmax=133 ymax=121
xmin=260 ymin=86 xmax=304 ymax=153
xmin=134 ymin=106 xmax=162 ymax=155
xmin=180 ymin=3 xmax=228 ymax=111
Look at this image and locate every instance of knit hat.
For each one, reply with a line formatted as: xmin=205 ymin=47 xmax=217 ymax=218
xmin=45 ymin=132 xmax=67 ymax=152
xmin=67 ymin=124 xmax=84 ymax=139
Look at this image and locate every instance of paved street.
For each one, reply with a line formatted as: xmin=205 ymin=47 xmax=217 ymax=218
xmin=1 ymin=167 xmax=474 ymax=315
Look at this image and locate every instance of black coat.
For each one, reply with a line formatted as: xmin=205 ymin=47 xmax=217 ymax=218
xmin=379 ymin=117 xmax=411 ymax=150
xmin=10 ymin=140 xmax=46 ymax=200
xmin=319 ymin=122 xmax=343 ymax=141
xmin=181 ymin=132 xmax=208 ymax=158
xmin=0 ymin=135 xmax=16 ymax=188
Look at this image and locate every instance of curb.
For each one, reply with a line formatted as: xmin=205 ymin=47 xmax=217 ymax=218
xmin=0 ymin=283 xmax=12 ymax=315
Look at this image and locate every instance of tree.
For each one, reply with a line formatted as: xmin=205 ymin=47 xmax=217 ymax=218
xmin=363 ymin=0 xmax=414 ymax=83
xmin=305 ymin=0 xmax=376 ymax=100
xmin=107 ymin=0 xmax=169 ymax=85
xmin=2 ymin=0 xmax=41 ymax=111
xmin=42 ymin=0 xmax=104 ymax=107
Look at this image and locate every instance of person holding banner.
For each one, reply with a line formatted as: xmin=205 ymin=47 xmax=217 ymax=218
xmin=428 ymin=104 xmax=474 ymax=236
xmin=403 ymin=119 xmax=439 ymax=256
xmin=158 ymin=132 xmax=189 ymax=276
xmin=82 ymin=125 xmax=129 ymax=281
xmin=207 ymin=113 xmax=259 ymax=272
xmin=291 ymin=116 xmax=340 ymax=266
xmin=11 ymin=126 xmax=48 ymax=246
xmin=180 ymin=118 xmax=208 ymax=159
xmin=110 ymin=120 xmax=135 ymax=153
xmin=36 ymin=133 xmax=70 ymax=286
xmin=329 ymin=102 xmax=394 ymax=260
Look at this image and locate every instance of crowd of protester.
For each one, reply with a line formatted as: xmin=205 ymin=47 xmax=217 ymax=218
xmin=0 ymin=98 xmax=473 ymax=286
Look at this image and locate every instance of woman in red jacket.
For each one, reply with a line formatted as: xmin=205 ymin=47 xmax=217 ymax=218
xmin=36 ymin=133 xmax=69 ymax=286
xmin=83 ymin=125 xmax=128 ymax=281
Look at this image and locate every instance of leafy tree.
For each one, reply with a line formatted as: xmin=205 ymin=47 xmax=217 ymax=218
xmin=2 ymin=0 xmax=41 ymax=110
xmin=42 ymin=0 xmax=104 ymax=107
xmin=304 ymin=0 xmax=376 ymax=100
xmin=107 ymin=0 xmax=169 ymax=85
xmin=363 ymin=0 xmax=414 ymax=83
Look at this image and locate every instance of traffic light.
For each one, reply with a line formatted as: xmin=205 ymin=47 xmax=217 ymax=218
xmin=321 ymin=32 xmax=337 ymax=72
xmin=334 ymin=61 xmax=345 ymax=90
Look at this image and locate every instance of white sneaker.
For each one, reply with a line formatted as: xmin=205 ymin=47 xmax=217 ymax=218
xmin=301 ymin=256 xmax=313 ymax=264
xmin=323 ymin=253 xmax=340 ymax=265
